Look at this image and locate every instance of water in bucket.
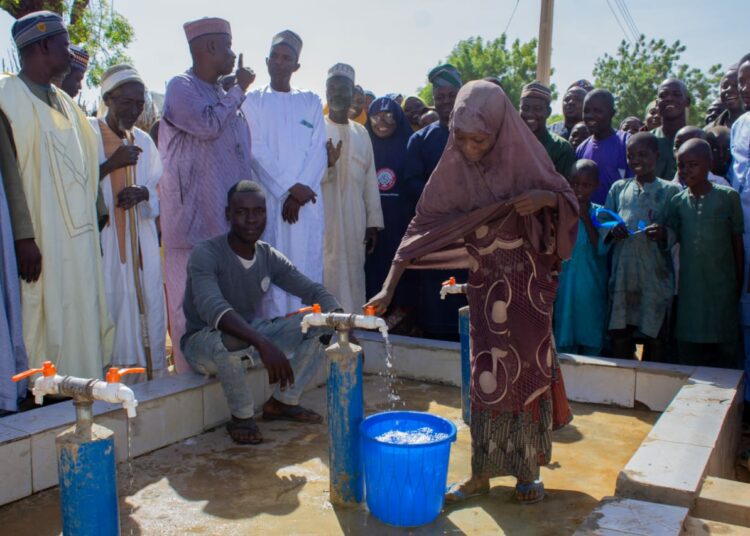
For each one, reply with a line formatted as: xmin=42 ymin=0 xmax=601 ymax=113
xmin=360 ymin=411 xmax=457 ymax=527
xmin=375 ymin=427 xmax=450 ymax=445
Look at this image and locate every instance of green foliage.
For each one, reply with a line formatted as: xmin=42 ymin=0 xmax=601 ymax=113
xmin=0 ymin=0 xmax=135 ymax=87
xmin=68 ymin=1 xmax=134 ymax=86
xmin=593 ymin=35 xmax=723 ymax=126
xmin=0 ymin=1 xmax=65 ymax=14
xmin=417 ymin=35 xmax=555 ymax=109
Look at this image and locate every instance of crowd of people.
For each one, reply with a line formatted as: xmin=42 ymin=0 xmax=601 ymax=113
xmin=0 ymin=10 xmax=749 ymax=505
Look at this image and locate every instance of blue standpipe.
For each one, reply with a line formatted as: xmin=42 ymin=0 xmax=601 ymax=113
xmin=458 ymin=306 xmax=471 ymax=425
xmin=300 ymin=307 xmax=386 ymax=505
xmin=11 ymin=362 xmax=142 ymax=536
xmin=325 ymin=330 xmax=364 ymax=505
xmin=57 ymin=402 xmax=120 ymax=535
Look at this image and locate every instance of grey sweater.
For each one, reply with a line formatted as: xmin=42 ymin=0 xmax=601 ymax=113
xmin=183 ymin=235 xmax=340 ymax=340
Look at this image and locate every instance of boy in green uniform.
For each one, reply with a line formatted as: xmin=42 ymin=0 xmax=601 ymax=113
xmin=667 ymin=139 xmax=744 ymax=367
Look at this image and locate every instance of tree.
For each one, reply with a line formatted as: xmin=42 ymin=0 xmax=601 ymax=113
xmin=418 ymin=34 xmax=555 ymax=108
xmin=593 ymin=35 xmax=723 ymax=126
xmin=0 ymin=0 xmax=134 ymax=86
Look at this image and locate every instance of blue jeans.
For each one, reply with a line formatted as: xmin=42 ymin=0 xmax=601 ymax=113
xmin=183 ymin=314 xmax=329 ymax=419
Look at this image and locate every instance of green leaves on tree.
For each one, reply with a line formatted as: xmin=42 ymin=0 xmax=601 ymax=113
xmin=593 ymin=35 xmax=723 ymax=126
xmin=417 ymin=34 xmax=556 ymax=109
xmin=1 ymin=0 xmax=135 ymax=87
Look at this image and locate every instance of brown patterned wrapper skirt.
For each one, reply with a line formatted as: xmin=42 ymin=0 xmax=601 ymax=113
xmin=470 ymin=356 xmax=572 ymax=481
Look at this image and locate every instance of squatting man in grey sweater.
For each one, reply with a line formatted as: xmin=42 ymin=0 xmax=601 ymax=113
xmin=182 ymin=180 xmax=341 ymax=445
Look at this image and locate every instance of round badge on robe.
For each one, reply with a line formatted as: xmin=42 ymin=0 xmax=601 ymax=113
xmin=377 ymin=168 xmax=397 ymax=191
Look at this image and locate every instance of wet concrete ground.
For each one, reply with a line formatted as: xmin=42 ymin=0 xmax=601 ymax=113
xmin=0 ymin=376 xmax=657 ymax=535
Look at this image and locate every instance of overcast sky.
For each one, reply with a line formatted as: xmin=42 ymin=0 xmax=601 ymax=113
xmin=0 ymin=0 xmax=746 ymax=113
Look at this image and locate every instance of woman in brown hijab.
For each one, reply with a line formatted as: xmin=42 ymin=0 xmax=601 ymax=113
xmin=366 ymin=81 xmax=578 ymax=504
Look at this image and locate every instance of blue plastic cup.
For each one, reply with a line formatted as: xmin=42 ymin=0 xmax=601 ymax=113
xmin=360 ymin=411 xmax=457 ymax=527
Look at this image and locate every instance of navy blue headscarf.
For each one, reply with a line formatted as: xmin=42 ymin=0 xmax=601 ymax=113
xmin=366 ymin=97 xmax=414 ymax=182
xmin=364 ymin=97 xmax=418 ymax=305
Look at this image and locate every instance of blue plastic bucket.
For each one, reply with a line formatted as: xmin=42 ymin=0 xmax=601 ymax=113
xmin=360 ymin=411 xmax=457 ymax=527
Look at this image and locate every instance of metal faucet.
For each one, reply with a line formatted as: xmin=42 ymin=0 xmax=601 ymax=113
xmin=13 ymin=362 xmax=144 ymax=434
xmin=299 ymin=304 xmax=389 ymax=339
xmin=440 ymin=276 xmax=467 ymax=300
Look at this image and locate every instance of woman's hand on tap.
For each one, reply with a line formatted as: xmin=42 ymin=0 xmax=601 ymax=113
xmin=364 ymin=289 xmax=393 ymax=316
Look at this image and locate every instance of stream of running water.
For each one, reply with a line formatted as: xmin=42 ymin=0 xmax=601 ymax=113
xmin=381 ymin=333 xmax=402 ymax=407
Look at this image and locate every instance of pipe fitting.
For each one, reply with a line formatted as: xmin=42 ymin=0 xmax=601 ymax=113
xmin=300 ymin=310 xmax=388 ymax=338
xmin=11 ymin=362 xmax=141 ymax=418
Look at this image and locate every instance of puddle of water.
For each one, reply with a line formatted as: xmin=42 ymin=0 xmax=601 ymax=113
xmin=0 ymin=382 xmax=660 ymax=536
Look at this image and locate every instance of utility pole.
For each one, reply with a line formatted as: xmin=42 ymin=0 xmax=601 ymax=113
xmin=536 ymin=0 xmax=554 ymax=85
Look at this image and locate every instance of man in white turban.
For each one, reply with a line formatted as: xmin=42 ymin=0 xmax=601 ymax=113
xmin=322 ymin=63 xmax=382 ymax=313
xmin=242 ymin=30 xmax=328 ymax=317
xmin=88 ymin=65 xmax=167 ymax=382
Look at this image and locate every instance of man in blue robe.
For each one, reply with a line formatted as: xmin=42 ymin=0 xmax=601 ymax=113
xmin=403 ymin=64 xmax=466 ymax=338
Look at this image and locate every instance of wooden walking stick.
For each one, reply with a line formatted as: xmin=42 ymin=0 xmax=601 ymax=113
xmin=124 ymin=134 xmax=154 ymax=380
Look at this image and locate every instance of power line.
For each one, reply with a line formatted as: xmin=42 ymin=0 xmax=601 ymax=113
xmin=614 ymin=0 xmax=637 ymax=40
xmin=605 ymin=0 xmax=633 ymax=44
xmin=504 ymin=0 xmax=521 ymax=35
xmin=614 ymin=0 xmax=641 ymax=41
xmin=620 ymin=0 xmax=642 ymax=38
xmin=611 ymin=0 xmax=638 ymax=42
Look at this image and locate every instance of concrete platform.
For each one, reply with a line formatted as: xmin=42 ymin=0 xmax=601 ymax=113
xmin=574 ymin=497 xmax=689 ymax=535
xmin=615 ymin=368 xmax=744 ymax=508
xmin=693 ymin=476 xmax=750 ymax=527
xmin=682 ymin=516 xmax=750 ymax=535
xmin=0 ymin=377 xmax=657 ymax=535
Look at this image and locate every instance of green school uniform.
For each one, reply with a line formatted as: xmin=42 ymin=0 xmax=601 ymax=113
xmin=667 ymin=184 xmax=743 ymax=343
xmin=538 ymin=128 xmax=575 ymax=179
xmin=653 ymin=126 xmax=676 ymax=181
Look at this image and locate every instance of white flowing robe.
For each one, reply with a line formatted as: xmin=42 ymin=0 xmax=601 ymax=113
xmin=0 ymin=75 xmax=113 ymax=379
xmin=89 ymin=120 xmax=167 ymax=376
xmin=243 ymin=86 xmax=327 ymax=317
xmin=322 ymin=118 xmax=383 ymax=313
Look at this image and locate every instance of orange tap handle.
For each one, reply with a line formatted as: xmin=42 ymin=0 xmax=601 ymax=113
xmin=286 ymin=303 xmax=322 ymax=318
xmin=441 ymin=276 xmax=457 ymax=286
xmin=363 ymin=305 xmax=376 ymax=316
xmin=12 ymin=368 xmax=42 ymax=382
xmin=106 ymin=367 xmax=146 ymax=383
xmin=12 ymin=361 xmax=57 ymax=382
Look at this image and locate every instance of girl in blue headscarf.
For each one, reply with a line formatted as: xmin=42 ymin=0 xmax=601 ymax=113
xmin=365 ymin=97 xmax=418 ymax=329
